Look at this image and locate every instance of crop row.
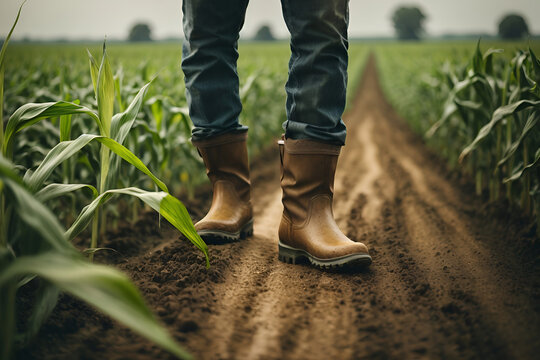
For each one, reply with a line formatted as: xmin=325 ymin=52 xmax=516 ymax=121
xmin=375 ymin=41 xmax=540 ymax=234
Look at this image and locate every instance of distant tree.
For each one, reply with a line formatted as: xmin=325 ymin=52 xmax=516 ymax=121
xmin=128 ymin=23 xmax=152 ymax=42
xmin=391 ymin=6 xmax=426 ymax=40
xmin=498 ymin=14 xmax=529 ymax=39
xmin=253 ymin=25 xmax=275 ymax=41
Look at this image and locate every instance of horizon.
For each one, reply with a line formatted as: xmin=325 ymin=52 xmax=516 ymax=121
xmin=1 ymin=0 xmax=540 ymax=42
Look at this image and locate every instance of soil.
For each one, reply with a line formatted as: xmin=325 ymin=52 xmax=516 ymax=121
xmin=16 ymin=57 xmax=540 ymax=360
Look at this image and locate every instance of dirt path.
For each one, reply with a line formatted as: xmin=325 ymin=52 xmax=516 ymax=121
xmin=180 ymin=56 xmax=540 ymax=360
xmin=20 ymin=57 xmax=540 ymax=360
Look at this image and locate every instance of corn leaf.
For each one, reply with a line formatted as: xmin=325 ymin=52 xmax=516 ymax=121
xmin=97 ymin=136 xmax=168 ymax=192
xmin=503 ymin=148 xmax=540 ymax=183
xmin=459 ymin=99 xmax=540 ymax=162
xmin=1 ymin=175 xmax=71 ymax=254
xmin=483 ymin=48 xmax=503 ymax=75
xmin=454 ymin=98 xmax=491 ymax=120
xmin=111 ymin=81 xmax=151 ymax=145
xmin=3 ymin=101 xmax=101 ymax=156
xmin=36 ymin=183 xmax=98 ymax=202
xmin=114 ymin=67 xmax=125 ymax=112
xmin=86 ymin=50 xmax=99 ymax=97
xmin=65 ymin=187 xmax=209 ymax=265
xmin=0 ymin=253 xmax=192 ymax=360
xmin=426 ymin=75 xmax=484 ymax=138
xmin=0 ymin=1 xmax=25 ymax=71
xmin=0 ymin=155 xmax=24 ymax=185
xmin=97 ymin=43 xmax=114 ymax=137
xmin=497 ymin=112 xmax=539 ymax=167
xmin=529 ymin=47 xmax=540 ymax=84
xmin=59 ymin=97 xmax=77 ymax=142
xmin=25 ymin=134 xmax=168 ymax=193
xmin=426 ymin=101 xmax=457 ymax=138
xmin=107 ymin=81 xmax=151 ymax=189
xmin=472 ymin=40 xmax=483 ymax=74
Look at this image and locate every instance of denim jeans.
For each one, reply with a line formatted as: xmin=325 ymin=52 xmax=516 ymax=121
xmin=181 ymin=0 xmax=349 ymax=145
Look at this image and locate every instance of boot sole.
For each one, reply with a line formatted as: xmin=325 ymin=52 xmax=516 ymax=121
xmin=278 ymin=242 xmax=372 ymax=270
xmin=197 ymin=219 xmax=254 ymax=243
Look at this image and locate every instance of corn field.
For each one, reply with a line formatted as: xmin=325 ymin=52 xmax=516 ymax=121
xmin=5 ymin=3 xmax=540 ymax=359
xmin=376 ymin=41 xmax=540 ymax=235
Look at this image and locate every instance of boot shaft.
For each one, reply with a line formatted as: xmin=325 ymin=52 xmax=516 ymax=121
xmin=279 ymin=138 xmax=341 ymax=223
xmin=192 ymin=131 xmax=251 ymax=203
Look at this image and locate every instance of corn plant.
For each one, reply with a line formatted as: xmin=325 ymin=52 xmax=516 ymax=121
xmin=0 ymin=4 xmax=197 ymax=359
xmin=376 ymin=41 xmax=540 ymax=234
xmin=2 ymin=42 xmax=209 ymax=264
xmin=0 ymin=157 xmax=192 ymax=360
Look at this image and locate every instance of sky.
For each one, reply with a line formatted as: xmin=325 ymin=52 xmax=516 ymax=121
xmin=1 ymin=0 xmax=539 ymax=41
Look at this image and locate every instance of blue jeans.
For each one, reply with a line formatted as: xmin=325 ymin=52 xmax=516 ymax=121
xmin=181 ymin=0 xmax=349 ymax=145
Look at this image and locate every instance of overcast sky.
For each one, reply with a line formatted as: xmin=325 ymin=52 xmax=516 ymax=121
xmin=1 ymin=0 xmax=539 ymax=40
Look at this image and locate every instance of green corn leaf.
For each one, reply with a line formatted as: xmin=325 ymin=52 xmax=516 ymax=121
xmin=497 ymin=112 xmax=539 ymax=167
xmin=97 ymin=136 xmax=168 ymax=192
xmin=87 ymin=49 xmax=99 ymax=97
xmin=0 ymin=155 xmax=24 ymax=186
xmin=0 ymin=69 xmax=4 ymax=151
xmin=503 ymin=147 xmax=540 ymax=183
xmin=0 ymin=253 xmax=192 ymax=360
xmin=426 ymin=101 xmax=457 ymax=138
xmin=472 ymin=40 xmax=483 ymax=74
xmin=114 ymin=67 xmax=125 ymax=112
xmin=514 ymin=52 xmax=535 ymax=90
xmin=459 ymin=99 xmax=540 ymax=163
xmin=159 ymin=194 xmax=209 ymax=265
xmin=148 ymin=96 xmax=164 ymax=132
xmin=0 ymin=175 xmax=71 ymax=254
xmin=425 ymin=75 xmax=480 ymax=138
xmin=454 ymin=97 xmax=491 ymax=120
xmin=110 ymin=81 xmax=151 ymax=145
xmin=107 ymin=81 xmax=151 ymax=190
xmin=97 ymin=42 xmax=115 ymax=137
xmin=3 ymin=101 xmax=101 ymax=156
xmin=59 ymin=97 xmax=77 ymax=142
xmin=471 ymin=73 xmax=495 ymax=109
xmin=483 ymin=48 xmax=503 ymax=75
xmin=0 ymin=1 xmax=25 ymax=72
xmin=35 ymin=183 xmax=98 ymax=203
xmin=529 ymin=47 xmax=540 ymax=84
xmin=25 ymin=134 xmax=168 ymax=193
xmin=65 ymin=187 xmax=209 ymax=265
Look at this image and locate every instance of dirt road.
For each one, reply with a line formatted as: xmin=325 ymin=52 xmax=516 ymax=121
xmin=21 ymin=57 xmax=540 ymax=360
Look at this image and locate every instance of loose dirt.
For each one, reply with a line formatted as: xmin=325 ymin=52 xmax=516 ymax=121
xmin=17 ymin=57 xmax=540 ymax=360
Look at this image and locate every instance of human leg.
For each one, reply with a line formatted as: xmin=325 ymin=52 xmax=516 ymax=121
xmin=182 ymin=0 xmax=253 ymax=240
xmin=278 ymin=0 xmax=371 ymax=268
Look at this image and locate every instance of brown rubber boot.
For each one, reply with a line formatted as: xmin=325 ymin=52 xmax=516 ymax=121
xmin=278 ymin=138 xmax=372 ymax=269
xmin=192 ymin=132 xmax=253 ymax=242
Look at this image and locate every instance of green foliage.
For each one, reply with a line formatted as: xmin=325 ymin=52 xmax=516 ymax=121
xmin=376 ymin=40 xmax=540 ymax=233
xmin=0 ymin=158 xmax=190 ymax=359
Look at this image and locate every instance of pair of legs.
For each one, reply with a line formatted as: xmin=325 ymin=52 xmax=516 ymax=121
xmin=181 ymin=0 xmax=371 ymax=268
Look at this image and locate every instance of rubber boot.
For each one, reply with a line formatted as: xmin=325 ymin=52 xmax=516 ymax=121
xmin=192 ymin=132 xmax=253 ymax=241
xmin=278 ymin=138 xmax=372 ymax=269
